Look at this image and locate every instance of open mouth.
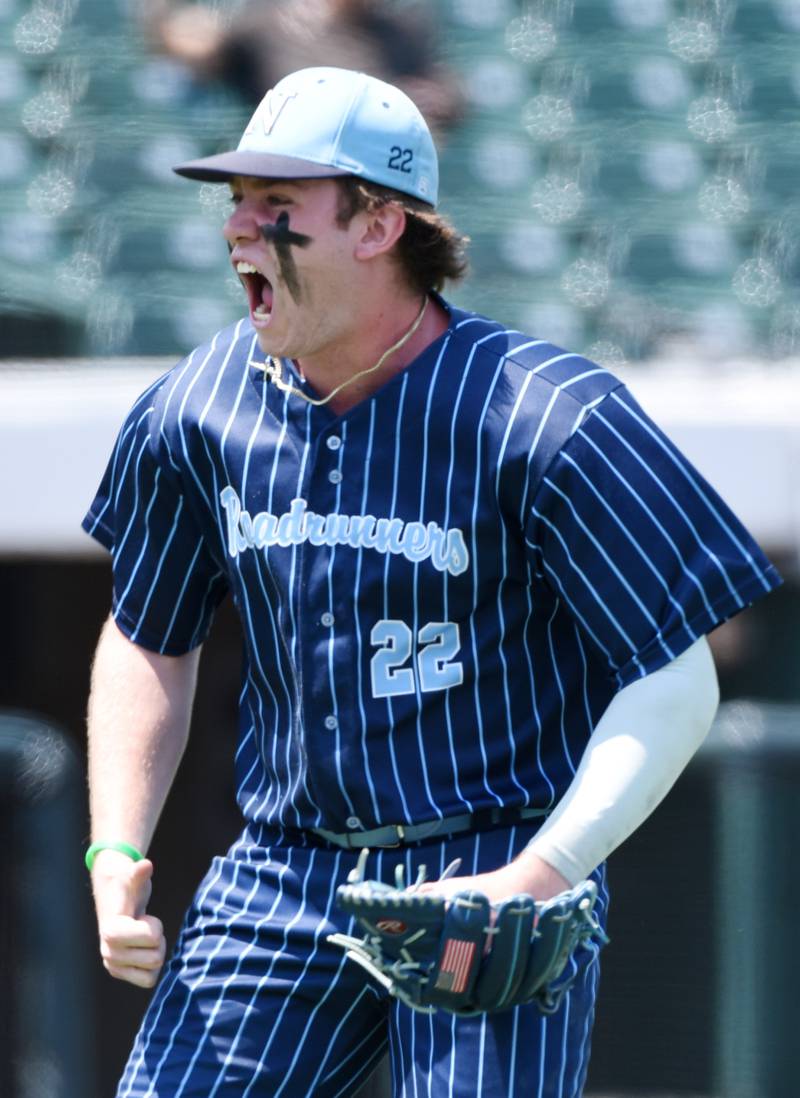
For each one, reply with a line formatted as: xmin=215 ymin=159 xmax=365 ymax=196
xmin=236 ymin=261 xmax=274 ymax=322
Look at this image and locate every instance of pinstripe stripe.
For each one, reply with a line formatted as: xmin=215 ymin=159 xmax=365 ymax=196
xmin=569 ymin=389 xmax=613 ymax=434
xmin=444 ymin=331 xmax=509 ymax=808
xmin=157 ymin=348 xmax=201 ymax=477
xmin=469 ymin=358 xmax=530 ymax=804
xmin=173 ymin=328 xmax=228 ymax=513
xmin=521 ymin=583 xmax=556 ymax=808
xmin=558 ymin=449 xmax=698 ymax=641
xmin=411 ymin=334 xmax=460 ymax=817
xmin=419 ymin=1011 xmax=433 ymax=1098
xmin=115 ymin=460 xmax=163 ymax=614
xmin=543 ymin=476 xmax=676 ymax=662
xmin=556 ymin=964 xmax=573 ymax=1096
xmin=170 ymin=863 xmax=268 ymax=1097
xmin=592 ymin=406 xmax=744 ymax=605
xmin=330 ymin=1040 xmax=390 ymax=1098
xmin=425 ymin=336 xmax=473 ymax=812
xmin=87 ymin=399 xmax=154 ymax=536
xmin=574 ymin=426 xmax=719 ymax=621
xmin=525 ymin=556 xmax=617 ymax=686
xmin=231 ymin=540 xmax=292 ymax=821
xmin=128 ymin=494 xmax=184 ymax=642
xmin=379 ymin=371 xmax=424 ymax=822
xmin=409 ymin=992 xmax=421 ymax=1098
xmin=571 ymin=944 xmax=601 ymax=1095
xmin=353 ymin=400 xmax=383 ymax=821
xmin=494 ymin=369 xmax=539 ymax=805
xmin=319 ymin=1007 xmax=385 ymax=1085
xmin=532 ymin=352 xmax=582 ymax=377
xmin=521 ymin=387 xmax=561 ymax=524
xmin=529 ymin=511 xmax=634 ymax=666
xmin=536 ymin=1007 xmax=548 ymax=1096
xmin=571 ymin=623 xmax=593 ymax=741
xmin=271 ymin=949 xmax=356 ymax=1096
xmin=475 ymin=1013 xmax=488 ymax=1096
xmin=256 ymin=393 xmax=306 ymax=824
xmin=324 ymin=421 xmax=358 ymax=818
xmin=158 ymin=537 xmax=206 ymax=653
xmin=546 ymin=600 xmax=578 ymax=776
xmin=509 ymin=339 xmax=548 ymax=355
xmin=112 ymin=409 xmax=155 ymax=514
xmin=202 ymin=846 xmax=301 ymax=1097
xmin=240 ymin=849 xmax=341 ymax=1097
xmin=188 ymin=585 xmax=221 ymax=647
xmin=236 ymin=369 xmax=281 ymax=820
xmin=610 ymin=390 xmax=771 ymax=591
xmin=192 ymin=851 xmax=307 ymax=1096
xmin=560 ymin=366 xmax=608 ymax=389
xmin=284 ymin=399 xmax=319 ymax=825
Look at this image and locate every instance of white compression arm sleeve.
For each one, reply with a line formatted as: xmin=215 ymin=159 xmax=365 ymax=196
xmin=525 ymin=636 xmax=720 ymax=885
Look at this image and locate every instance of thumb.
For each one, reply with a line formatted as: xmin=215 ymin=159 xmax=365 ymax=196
xmin=94 ymin=855 xmax=154 ymax=921
xmin=128 ymin=858 xmax=154 ymax=917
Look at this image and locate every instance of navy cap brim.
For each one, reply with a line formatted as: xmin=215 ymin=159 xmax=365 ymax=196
xmin=173 ymin=150 xmax=352 ymax=183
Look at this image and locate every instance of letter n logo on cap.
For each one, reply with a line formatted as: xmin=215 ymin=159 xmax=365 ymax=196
xmin=246 ymin=88 xmax=298 ymax=138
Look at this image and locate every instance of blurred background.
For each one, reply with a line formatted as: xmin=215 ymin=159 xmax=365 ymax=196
xmin=0 ymin=0 xmax=798 ymax=1095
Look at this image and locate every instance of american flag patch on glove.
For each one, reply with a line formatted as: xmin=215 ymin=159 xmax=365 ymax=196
xmin=435 ymin=937 xmax=477 ymax=993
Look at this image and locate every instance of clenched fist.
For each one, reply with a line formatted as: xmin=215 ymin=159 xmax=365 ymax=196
xmin=90 ymin=850 xmax=166 ymax=988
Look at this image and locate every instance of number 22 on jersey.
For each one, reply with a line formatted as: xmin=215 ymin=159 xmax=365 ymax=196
xmin=370 ymin=620 xmax=463 ymax=698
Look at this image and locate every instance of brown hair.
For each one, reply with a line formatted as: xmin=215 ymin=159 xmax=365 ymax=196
xmin=335 ymin=177 xmax=469 ymax=295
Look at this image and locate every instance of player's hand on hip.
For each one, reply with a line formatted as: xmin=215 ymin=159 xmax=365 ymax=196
xmin=91 ymin=851 xmax=166 ymax=988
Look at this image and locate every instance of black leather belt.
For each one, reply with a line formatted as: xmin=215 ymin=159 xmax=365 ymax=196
xmin=312 ymin=805 xmax=550 ymax=850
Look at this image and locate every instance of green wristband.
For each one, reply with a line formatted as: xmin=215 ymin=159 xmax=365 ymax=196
xmin=85 ymin=840 xmax=145 ymax=872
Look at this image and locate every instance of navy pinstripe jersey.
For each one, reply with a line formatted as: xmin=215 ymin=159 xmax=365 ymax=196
xmin=84 ymin=301 xmax=781 ymax=833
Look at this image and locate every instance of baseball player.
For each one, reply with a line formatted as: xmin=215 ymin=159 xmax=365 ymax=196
xmin=84 ymin=67 xmax=781 ymax=1097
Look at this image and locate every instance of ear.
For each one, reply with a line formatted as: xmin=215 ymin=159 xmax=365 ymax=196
xmin=353 ymin=202 xmax=407 ymax=261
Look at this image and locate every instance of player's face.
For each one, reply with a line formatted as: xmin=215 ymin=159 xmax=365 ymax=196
xmin=223 ymin=176 xmax=363 ymax=361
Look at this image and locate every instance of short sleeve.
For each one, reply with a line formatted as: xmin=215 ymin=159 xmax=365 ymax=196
xmin=524 ymin=386 xmax=782 ymax=689
xmin=82 ymin=382 xmax=229 ymax=655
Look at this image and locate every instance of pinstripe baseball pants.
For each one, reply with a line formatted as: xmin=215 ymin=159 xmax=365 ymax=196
xmin=116 ymin=822 xmax=607 ymax=1098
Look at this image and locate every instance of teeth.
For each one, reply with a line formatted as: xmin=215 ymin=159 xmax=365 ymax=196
xmin=254 ymin=304 xmax=270 ymax=316
xmin=236 ymin=261 xmax=258 ymax=274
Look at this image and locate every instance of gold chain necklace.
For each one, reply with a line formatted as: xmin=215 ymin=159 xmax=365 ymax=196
xmin=259 ymin=296 xmax=428 ymax=407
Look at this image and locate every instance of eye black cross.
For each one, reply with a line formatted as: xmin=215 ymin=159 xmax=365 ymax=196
xmin=260 ymin=211 xmax=311 ymax=303
xmin=260 ymin=211 xmax=312 ymax=249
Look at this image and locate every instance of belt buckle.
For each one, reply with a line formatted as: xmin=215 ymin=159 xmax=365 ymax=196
xmin=377 ymin=823 xmax=405 ymax=848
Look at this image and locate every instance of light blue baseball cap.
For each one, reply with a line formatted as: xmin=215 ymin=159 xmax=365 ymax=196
xmin=174 ymin=66 xmax=439 ymax=205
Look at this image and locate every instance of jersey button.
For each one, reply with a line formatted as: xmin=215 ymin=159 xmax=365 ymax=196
xmin=346 ymin=816 xmax=363 ymax=830
xmin=328 ymin=469 xmax=343 ymax=485
xmin=326 ymin=436 xmax=342 ymax=451
xmin=324 ymin=714 xmax=338 ymax=730
xmin=320 ymin=612 xmax=335 ymax=627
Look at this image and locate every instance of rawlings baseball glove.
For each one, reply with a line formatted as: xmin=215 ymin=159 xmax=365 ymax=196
xmin=328 ymin=851 xmax=607 ymax=1016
